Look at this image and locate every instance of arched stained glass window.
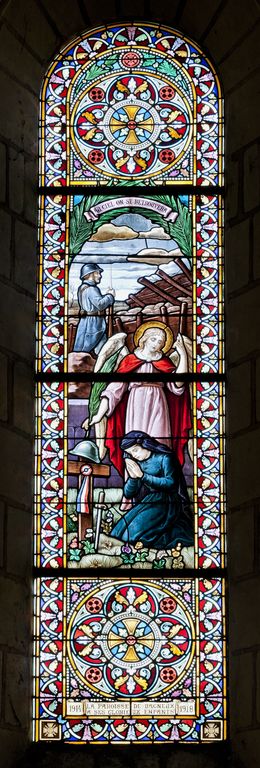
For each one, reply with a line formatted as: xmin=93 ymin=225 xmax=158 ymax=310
xmin=34 ymin=23 xmax=226 ymax=745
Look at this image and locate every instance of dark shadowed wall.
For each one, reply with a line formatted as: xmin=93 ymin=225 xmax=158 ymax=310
xmin=0 ymin=1 xmax=260 ymax=766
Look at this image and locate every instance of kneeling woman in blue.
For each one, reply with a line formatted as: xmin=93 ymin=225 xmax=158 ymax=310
xmin=111 ymin=431 xmax=193 ymax=549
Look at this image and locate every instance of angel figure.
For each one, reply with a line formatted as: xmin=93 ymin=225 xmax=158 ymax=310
xmin=83 ymin=321 xmax=192 ymax=476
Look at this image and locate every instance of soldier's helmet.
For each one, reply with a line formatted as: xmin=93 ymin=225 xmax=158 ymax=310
xmin=70 ymin=439 xmax=101 ymax=464
xmin=80 ymin=263 xmax=103 ymax=279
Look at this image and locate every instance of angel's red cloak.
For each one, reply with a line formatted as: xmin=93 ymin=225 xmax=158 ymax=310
xmin=105 ymin=354 xmax=191 ymax=476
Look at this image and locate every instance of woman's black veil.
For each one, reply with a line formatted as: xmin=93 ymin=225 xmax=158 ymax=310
xmin=121 ymin=430 xmax=172 ymax=455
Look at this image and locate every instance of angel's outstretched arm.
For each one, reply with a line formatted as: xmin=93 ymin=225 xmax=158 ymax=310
xmin=90 ymin=396 xmax=109 ymax=425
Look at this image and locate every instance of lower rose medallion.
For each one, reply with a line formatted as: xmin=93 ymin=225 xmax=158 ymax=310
xmin=68 ymin=581 xmax=195 ymax=698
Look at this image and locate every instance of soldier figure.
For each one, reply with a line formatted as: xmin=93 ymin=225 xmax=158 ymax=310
xmin=73 ymin=263 xmax=115 ymax=355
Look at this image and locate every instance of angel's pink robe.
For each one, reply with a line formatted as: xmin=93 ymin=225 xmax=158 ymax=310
xmin=101 ymin=354 xmax=191 ymax=475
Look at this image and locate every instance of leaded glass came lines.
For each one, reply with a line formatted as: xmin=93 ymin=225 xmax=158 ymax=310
xmin=34 ymin=22 xmax=226 ymax=745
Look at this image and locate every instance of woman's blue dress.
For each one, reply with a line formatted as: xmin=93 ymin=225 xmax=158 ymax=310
xmin=111 ymin=451 xmax=193 ymax=549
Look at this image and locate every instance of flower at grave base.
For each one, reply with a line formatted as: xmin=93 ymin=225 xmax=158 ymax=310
xmin=121 ymin=544 xmax=132 ymax=554
xmin=157 ymin=549 xmax=168 ymax=559
xmin=134 ymin=541 xmax=143 ymax=550
xmin=70 ymin=537 xmax=79 ymax=549
xmin=171 ymin=542 xmax=182 ymax=557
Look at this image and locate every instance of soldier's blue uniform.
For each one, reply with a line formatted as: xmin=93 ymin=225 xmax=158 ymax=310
xmin=73 ymin=264 xmax=114 ymax=355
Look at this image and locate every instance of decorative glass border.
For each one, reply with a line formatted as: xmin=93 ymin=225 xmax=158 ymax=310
xmin=33 ymin=576 xmax=226 ymax=743
xmin=39 ymin=23 xmax=223 ymax=187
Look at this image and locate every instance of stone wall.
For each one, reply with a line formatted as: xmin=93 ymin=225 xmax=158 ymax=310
xmin=0 ymin=0 xmax=259 ymax=766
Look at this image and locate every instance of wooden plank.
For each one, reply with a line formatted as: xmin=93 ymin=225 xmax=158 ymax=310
xmin=139 ymin=276 xmax=181 ymax=305
xmin=179 ymin=301 xmax=188 ymax=335
xmin=68 ymin=460 xmax=110 ymax=477
xmin=114 ymin=316 xmax=124 ymax=333
xmin=136 ymin=310 xmax=143 ymax=327
xmin=128 ymin=292 xmax=146 ymax=307
xmin=160 ymin=304 xmax=168 ymax=324
xmin=157 ymin=268 xmax=192 ymax=297
xmin=175 ymin=257 xmax=192 ymax=283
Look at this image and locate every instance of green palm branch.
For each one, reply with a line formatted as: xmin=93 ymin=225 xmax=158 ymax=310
xmin=168 ymin=199 xmax=191 ymax=260
xmin=88 ymin=349 xmax=120 ymax=421
xmin=70 ymin=197 xmax=93 ymax=257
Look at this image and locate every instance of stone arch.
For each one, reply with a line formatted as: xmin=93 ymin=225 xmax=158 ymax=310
xmin=0 ymin=2 xmax=260 ymax=767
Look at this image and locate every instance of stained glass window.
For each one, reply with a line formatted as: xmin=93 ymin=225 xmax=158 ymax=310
xmin=34 ymin=23 xmax=226 ymax=745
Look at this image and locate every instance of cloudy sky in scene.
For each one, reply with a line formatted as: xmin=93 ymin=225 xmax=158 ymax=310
xmin=69 ymin=212 xmax=188 ymax=303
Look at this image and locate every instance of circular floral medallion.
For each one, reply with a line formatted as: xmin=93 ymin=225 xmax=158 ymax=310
xmin=68 ymin=582 xmax=195 ymax=698
xmin=71 ymin=71 xmax=192 ymax=179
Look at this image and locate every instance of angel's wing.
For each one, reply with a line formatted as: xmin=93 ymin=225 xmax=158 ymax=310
xmin=89 ymin=333 xmax=129 ymax=423
xmin=94 ymin=332 xmax=128 ymax=372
